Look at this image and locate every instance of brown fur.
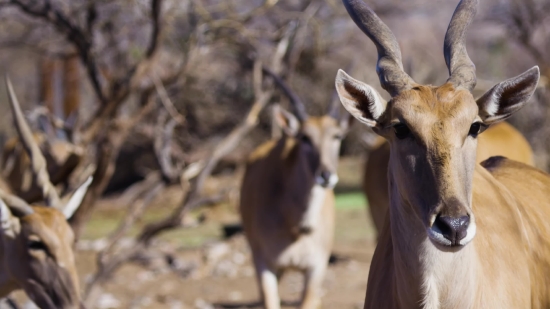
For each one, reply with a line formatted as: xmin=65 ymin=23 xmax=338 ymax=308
xmin=337 ymin=79 xmax=549 ymax=308
xmin=364 ymin=121 xmax=534 ymax=236
xmin=0 ymin=79 xmax=87 ymax=309
xmin=1 ymin=205 xmax=81 ymax=309
xmin=337 ymin=0 xmax=547 ymax=306
xmin=241 ymin=115 xmax=347 ymax=309
xmin=1 ymin=132 xmax=82 ymax=203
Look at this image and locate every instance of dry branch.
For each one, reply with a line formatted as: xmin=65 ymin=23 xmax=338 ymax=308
xmin=83 ymin=23 xmax=295 ymax=304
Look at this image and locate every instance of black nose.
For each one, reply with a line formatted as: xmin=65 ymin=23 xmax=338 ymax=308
xmin=434 ymin=215 xmax=470 ymax=245
xmin=317 ymin=170 xmax=331 ymax=186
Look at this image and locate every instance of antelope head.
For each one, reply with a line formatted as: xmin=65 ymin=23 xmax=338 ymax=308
xmin=336 ymin=0 xmax=539 ymax=248
xmin=1 ymin=107 xmax=83 ymax=203
xmin=0 ymin=78 xmax=92 ymax=309
xmin=264 ymin=67 xmax=352 ymax=189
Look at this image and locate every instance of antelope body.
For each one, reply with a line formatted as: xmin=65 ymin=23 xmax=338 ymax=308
xmin=0 ymin=79 xmax=91 ymax=309
xmin=364 ymin=121 xmax=534 ymax=235
xmin=335 ymin=0 xmax=550 ymax=307
xmin=240 ymin=69 xmax=350 ymax=309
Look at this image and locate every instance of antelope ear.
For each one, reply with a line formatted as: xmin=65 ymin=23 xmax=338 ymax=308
xmin=273 ymin=105 xmax=300 ymax=137
xmin=335 ymin=70 xmax=387 ymax=128
xmin=62 ymin=176 xmax=93 ymax=220
xmin=477 ymin=66 xmax=539 ymax=125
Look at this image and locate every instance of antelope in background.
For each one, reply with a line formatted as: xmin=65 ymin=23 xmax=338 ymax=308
xmin=364 ymin=120 xmax=534 ymax=235
xmin=1 ymin=124 xmax=83 ymax=204
xmin=336 ymin=0 xmax=550 ymax=307
xmin=0 ymin=79 xmax=92 ymax=309
xmin=240 ymin=67 xmax=352 ymax=309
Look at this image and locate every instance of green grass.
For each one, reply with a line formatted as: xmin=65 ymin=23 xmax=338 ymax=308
xmin=335 ymin=192 xmax=367 ymax=210
xmin=81 ymin=191 xmax=372 ymax=248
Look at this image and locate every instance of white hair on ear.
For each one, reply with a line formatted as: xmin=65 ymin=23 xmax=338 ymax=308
xmin=335 ymin=70 xmax=387 ymax=127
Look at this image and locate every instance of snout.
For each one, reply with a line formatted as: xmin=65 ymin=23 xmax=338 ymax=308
xmin=428 ymin=214 xmax=476 ymax=248
xmin=434 ymin=215 xmax=469 ymax=244
xmin=315 ymin=170 xmax=339 ymax=188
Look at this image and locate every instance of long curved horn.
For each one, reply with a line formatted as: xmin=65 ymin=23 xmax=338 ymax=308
xmin=443 ymin=0 xmax=478 ymax=91
xmin=0 ymin=190 xmax=34 ymax=218
xmin=342 ymin=0 xmax=415 ymax=96
xmin=6 ymin=77 xmax=61 ymax=208
xmin=262 ymin=66 xmax=308 ymax=122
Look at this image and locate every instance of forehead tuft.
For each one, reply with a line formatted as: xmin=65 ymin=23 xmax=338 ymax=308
xmin=22 ymin=207 xmax=71 ymax=236
xmin=303 ymin=115 xmax=338 ymax=129
xmin=392 ymin=83 xmax=477 ymax=120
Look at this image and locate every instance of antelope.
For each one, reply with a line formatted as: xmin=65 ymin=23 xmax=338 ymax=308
xmin=240 ymin=67 xmax=352 ymax=309
xmin=335 ymin=0 xmax=550 ymax=307
xmin=364 ymin=121 xmax=534 ymax=235
xmin=1 ymin=114 xmax=83 ymax=204
xmin=0 ymin=78 xmax=92 ymax=309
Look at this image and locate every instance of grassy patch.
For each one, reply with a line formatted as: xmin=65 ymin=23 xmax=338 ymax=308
xmin=81 ymin=191 xmax=373 ymax=248
xmin=335 ymin=192 xmax=367 ymax=210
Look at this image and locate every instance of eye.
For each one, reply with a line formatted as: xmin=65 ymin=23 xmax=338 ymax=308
xmin=28 ymin=239 xmax=47 ymax=251
xmin=468 ymin=122 xmax=486 ymax=137
xmin=333 ymin=134 xmax=343 ymax=140
xmin=393 ymin=124 xmax=411 ymax=139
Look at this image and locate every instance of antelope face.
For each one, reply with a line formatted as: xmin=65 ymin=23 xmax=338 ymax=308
xmin=2 ymin=206 xmax=81 ymax=309
xmin=337 ymin=0 xmax=539 ymax=249
xmin=274 ymin=106 xmax=351 ymax=189
xmin=336 ymin=67 xmax=539 ymax=249
xmin=374 ymin=84 xmax=481 ymax=248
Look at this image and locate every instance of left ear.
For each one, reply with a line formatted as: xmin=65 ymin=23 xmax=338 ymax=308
xmin=477 ymin=66 xmax=539 ymax=125
xmin=273 ymin=105 xmax=300 ymax=137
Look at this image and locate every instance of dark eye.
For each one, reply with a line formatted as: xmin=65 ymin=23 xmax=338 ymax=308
xmin=300 ymin=134 xmax=311 ymax=144
xmin=394 ymin=124 xmax=411 ymax=139
xmin=28 ymin=239 xmax=47 ymax=251
xmin=468 ymin=122 xmax=484 ymax=137
xmin=333 ymin=134 xmax=343 ymax=140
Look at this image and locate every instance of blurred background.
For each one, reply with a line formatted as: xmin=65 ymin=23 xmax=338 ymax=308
xmin=0 ymin=0 xmax=548 ymax=308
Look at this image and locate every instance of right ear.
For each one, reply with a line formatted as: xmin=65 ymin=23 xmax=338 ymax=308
xmin=273 ymin=105 xmax=300 ymax=137
xmin=335 ymin=70 xmax=388 ymax=128
xmin=476 ymin=66 xmax=540 ymax=125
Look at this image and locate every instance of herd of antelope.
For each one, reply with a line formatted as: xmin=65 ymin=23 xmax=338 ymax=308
xmin=1 ymin=0 xmax=550 ymax=308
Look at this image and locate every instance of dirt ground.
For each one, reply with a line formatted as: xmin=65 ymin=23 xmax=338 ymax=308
xmin=10 ymin=158 xmax=378 ymax=309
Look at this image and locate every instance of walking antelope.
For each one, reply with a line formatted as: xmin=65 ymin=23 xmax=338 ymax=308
xmin=336 ymin=0 xmax=550 ymax=307
xmin=364 ymin=121 xmax=534 ymax=236
xmin=0 ymin=79 xmax=92 ymax=309
xmin=240 ymin=67 xmax=352 ymax=309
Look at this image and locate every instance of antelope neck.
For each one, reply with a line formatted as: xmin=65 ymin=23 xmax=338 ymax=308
xmin=387 ymin=167 xmax=478 ymax=309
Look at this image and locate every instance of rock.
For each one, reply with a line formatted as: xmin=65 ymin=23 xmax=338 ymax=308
xmin=204 ymin=242 xmax=230 ymax=264
xmin=97 ymin=293 xmax=121 ymax=309
xmin=194 ymin=298 xmax=214 ymax=309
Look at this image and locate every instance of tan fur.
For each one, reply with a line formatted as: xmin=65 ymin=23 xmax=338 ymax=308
xmin=337 ymin=1 xmax=549 ymax=307
xmin=1 ymin=132 xmax=82 ymax=203
xmin=240 ymin=115 xmax=347 ymax=309
xmin=0 ymin=79 xmax=87 ymax=308
xmin=364 ymin=121 xmax=534 ymax=235
xmin=0 ymin=205 xmax=81 ymax=309
xmin=339 ymin=83 xmax=550 ymax=308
